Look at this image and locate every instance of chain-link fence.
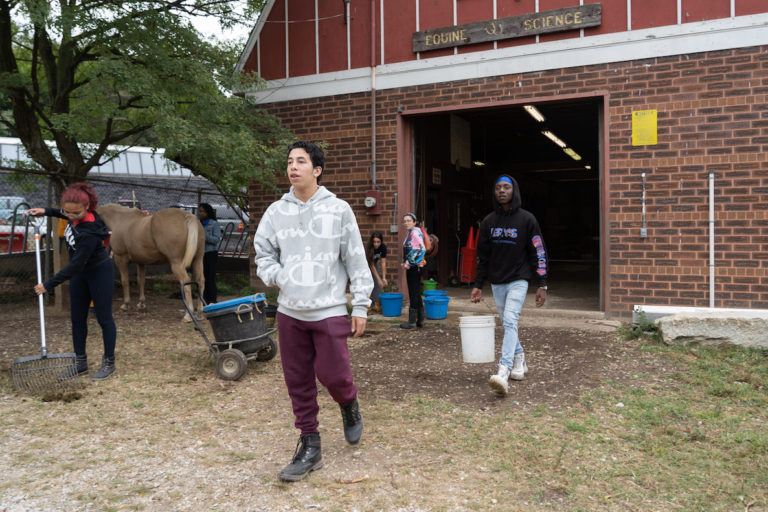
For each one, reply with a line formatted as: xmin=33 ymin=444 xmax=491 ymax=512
xmin=0 ymin=169 xmax=253 ymax=304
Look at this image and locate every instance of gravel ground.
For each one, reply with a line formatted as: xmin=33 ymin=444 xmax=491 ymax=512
xmin=0 ymin=294 xmax=665 ymax=511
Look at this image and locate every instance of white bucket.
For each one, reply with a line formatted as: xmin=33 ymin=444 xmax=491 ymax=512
xmin=459 ymin=315 xmax=496 ymax=363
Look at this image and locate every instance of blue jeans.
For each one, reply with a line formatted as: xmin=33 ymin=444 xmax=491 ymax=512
xmin=491 ymin=280 xmax=528 ymax=370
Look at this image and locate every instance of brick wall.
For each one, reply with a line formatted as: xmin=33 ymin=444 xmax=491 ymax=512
xmin=250 ymin=45 xmax=768 ymax=318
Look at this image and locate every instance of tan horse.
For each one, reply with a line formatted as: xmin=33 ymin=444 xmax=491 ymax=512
xmin=97 ymin=204 xmax=205 ymax=322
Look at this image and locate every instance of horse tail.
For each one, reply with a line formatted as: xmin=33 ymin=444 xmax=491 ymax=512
xmin=182 ymin=215 xmax=200 ymax=268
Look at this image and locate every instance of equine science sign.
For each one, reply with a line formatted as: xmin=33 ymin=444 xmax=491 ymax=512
xmin=413 ymin=3 xmax=601 ymax=53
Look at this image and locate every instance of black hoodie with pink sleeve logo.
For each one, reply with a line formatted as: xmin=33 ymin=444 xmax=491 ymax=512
xmin=473 ymin=175 xmax=548 ymax=290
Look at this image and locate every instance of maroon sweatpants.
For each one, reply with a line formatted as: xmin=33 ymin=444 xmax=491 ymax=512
xmin=276 ymin=312 xmax=358 ymax=435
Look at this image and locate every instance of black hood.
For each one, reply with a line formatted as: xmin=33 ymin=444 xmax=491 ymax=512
xmin=491 ymin=174 xmax=522 ymax=215
xmin=74 ymin=211 xmax=111 ymax=241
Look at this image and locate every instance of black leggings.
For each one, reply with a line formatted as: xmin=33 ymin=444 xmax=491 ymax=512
xmin=405 ymin=265 xmax=423 ymax=311
xmin=69 ymin=258 xmax=116 ymax=358
xmin=203 ymin=251 xmax=218 ymax=304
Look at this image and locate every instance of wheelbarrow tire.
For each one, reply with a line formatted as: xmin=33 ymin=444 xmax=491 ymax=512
xmin=216 ymin=348 xmax=248 ymax=381
xmin=256 ymin=336 xmax=278 ymax=362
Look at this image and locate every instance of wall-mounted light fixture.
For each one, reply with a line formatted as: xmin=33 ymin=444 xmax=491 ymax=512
xmin=541 ymin=130 xmax=567 ymax=148
xmin=473 ymin=161 xmax=486 ymax=166
xmin=524 ymin=105 xmax=545 ymax=122
xmin=584 ymin=164 xmax=592 ymax=170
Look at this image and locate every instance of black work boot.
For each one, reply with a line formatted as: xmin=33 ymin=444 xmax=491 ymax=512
xmin=416 ymin=305 xmax=425 ymax=328
xmin=399 ymin=308 xmax=417 ymax=329
xmin=340 ymin=398 xmax=363 ymax=445
xmin=278 ymin=433 xmax=323 ymax=482
xmin=59 ymin=354 xmax=88 ymax=381
xmin=91 ymin=356 xmax=115 ymax=381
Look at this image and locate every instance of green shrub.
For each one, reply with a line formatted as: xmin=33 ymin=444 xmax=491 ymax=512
xmin=619 ymin=310 xmax=661 ymax=341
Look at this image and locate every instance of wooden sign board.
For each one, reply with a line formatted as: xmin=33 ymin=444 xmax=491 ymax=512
xmin=413 ymin=3 xmax=601 ymax=53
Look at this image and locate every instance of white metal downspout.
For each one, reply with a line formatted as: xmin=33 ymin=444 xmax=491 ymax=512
xmin=709 ymin=170 xmax=715 ymax=309
xmin=285 ymin=0 xmax=289 ymax=77
xmin=345 ymin=0 xmax=351 ymax=69
xmin=370 ymin=0 xmax=377 ymax=188
xmin=640 ymin=172 xmax=647 ymax=238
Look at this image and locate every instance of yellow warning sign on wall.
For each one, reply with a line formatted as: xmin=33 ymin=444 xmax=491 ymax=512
xmin=632 ymin=110 xmax=657 ymax=146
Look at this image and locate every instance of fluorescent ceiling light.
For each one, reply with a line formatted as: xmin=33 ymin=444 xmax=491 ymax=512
xmin=541 ymin=130 xmax=567 ymax=148
xmin=524 ymin=105 xmax=545 ymax=122
xmin=563 ymin=147 xmax=582 ymax=160
xmin=473 ymin=160 xmax=485 ymax=166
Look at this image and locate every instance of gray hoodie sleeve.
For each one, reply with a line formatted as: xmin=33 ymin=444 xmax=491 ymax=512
xmin=340 ymin=204 xmax=374 ymax=318
xmin=253 ymin=205 xmax=282 ymax=287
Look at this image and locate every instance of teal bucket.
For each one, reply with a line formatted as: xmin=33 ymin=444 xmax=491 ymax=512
xmin=424 ymin=296 xmax=450 ymax=320
xmin=380 ymin=293 xmax=404 ymax=317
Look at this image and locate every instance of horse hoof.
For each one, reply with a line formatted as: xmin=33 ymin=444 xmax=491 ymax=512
xmin=181 ymin=314 xmax=193 ymax=323
xmin=137 ymin=302 xmax=147 ymax=310
xmin=120 ymin=304 xmax=129 ymax=312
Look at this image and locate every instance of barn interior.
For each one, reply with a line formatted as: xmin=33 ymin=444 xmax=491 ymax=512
xmin=411 ymin=98 xmax=602 ymax=310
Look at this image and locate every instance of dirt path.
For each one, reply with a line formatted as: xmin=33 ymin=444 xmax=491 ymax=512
xmin=0 ymin=295 xmax=671 ymax=511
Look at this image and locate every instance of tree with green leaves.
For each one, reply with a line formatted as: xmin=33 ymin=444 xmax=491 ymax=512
xmin=0 ymin=0 xmax=289 ymax=213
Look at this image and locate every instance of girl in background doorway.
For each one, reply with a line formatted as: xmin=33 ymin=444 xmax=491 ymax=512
xmin=366 ymin=232 xmax=388 ymax=313
xmin=400 ymin=213 xmax=426 ymax=329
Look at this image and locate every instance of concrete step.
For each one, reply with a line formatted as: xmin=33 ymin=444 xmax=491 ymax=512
xmin=447 ymin=297 xmax=605 ymax=321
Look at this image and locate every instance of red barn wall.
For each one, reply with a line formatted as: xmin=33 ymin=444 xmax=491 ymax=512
xmin=287 ymin=0 xmax=316 ymax=76
xmin=682 ymin=0 xmax=731 ymax=23
xmin=318 ymin=1 xmax=347 ymax=73
xmin=258 ymin=0 xmax=287 ymax=79
xmin=247 ymin=0 xmax=768 ymax=79
xmin=350 ymin=1 xmax=376 ymax=68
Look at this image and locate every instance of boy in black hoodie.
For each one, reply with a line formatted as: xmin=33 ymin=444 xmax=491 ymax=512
xmin=28 ymin=182 xmax=117 ymax=381
xmin=470 ymin=175 xmax=548 ymax=395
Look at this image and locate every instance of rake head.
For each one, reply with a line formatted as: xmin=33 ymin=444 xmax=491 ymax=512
xmin=12 ymin=352 xmax=80 ymax=394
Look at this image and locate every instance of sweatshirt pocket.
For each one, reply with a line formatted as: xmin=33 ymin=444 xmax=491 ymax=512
xmin=278 ymin=261 xmax=333 ymax=306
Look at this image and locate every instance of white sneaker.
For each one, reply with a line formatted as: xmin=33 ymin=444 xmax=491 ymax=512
xmin=488 ymin=365 xmax=510 ymax=395
xmin=510 ymin=353 xmax=528 ymax=380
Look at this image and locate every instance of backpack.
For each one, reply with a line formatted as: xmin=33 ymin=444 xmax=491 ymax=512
xmin=419 ymin=226 xmax=431 ymax=252
xmin=420 ymin=226 xmax=438 ymax=258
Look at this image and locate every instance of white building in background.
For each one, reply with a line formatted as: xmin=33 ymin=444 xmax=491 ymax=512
xmin=0 ymin=137 xmax=194 ymax=178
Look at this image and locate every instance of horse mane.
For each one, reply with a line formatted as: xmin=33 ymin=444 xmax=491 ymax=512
xmin=182 ymin=214 xmax=199 ymax=268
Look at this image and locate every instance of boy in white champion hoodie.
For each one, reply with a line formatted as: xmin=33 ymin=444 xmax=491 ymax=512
xmin=254 ymin=141 xmax=373 ymax=482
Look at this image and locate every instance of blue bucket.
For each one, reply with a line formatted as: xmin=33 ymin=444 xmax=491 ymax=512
xmin=423 ymin=290 xmax=447 ymax=298
xmin=380 ymin=292 xmax=404 ymax=317
xmin=424 ymin=296 xmax=450 ymax=320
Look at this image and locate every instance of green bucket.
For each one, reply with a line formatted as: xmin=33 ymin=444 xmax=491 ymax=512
xmin=422 ymin=279 xmax=437 ymax=293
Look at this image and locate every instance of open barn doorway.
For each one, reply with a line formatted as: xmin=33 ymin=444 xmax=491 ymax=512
xmin=409 ymin=97 xmax=603 ymax=311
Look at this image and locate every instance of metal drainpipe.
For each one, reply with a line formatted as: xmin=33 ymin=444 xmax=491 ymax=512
xmin=370 ymin=0 xmax=377 ymax=188
xmin=709 ymin=170 xmax=715 ymax=309
xmin=640 ymin=172 xmax=647 ymax=238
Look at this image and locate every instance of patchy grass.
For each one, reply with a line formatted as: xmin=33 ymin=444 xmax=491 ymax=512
xmin=0 ymin=297 xmax=766 ymax=511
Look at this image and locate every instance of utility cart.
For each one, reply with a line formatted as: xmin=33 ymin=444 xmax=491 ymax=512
xmin=181 ymin=282 xmax=277 ymax=380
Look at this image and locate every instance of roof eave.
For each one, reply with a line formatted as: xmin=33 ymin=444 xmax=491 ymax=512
xmin=233 ymin=0 xmax=277 ymax=76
